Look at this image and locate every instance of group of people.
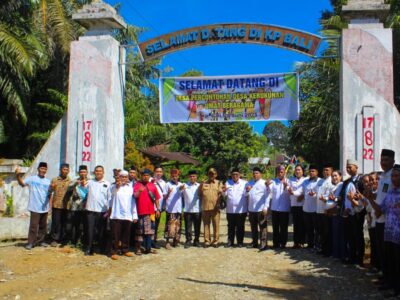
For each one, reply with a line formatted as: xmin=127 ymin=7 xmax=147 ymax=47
xmin=15 ymin=148 xmax=400 ymax=297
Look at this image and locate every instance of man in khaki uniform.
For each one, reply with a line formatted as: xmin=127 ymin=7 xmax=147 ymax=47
xmin=199 ymin=168 xmax=223 ymax=247
xmin=49 ymin=163 xmax=71 ymax=246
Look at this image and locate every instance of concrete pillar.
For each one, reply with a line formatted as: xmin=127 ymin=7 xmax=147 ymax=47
xmin=69 ymin=1 xmax=127 ymax=179
xmin=12 ymin=2 xmax=127 ymax=217
xmin=340 ymin=0 xmax=400 ymax=173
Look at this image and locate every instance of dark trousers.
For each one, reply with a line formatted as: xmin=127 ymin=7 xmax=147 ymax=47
xmin=291 ymin=206 xmax=305 ymax=245
xmin=355 ymin=210 xmax=366 ymax=265
xmin=321 ymin=214 xmax=332 ymax=256
xmin=86 ymin=211 xmax=107 ymax=252
xmin=375 ymin=222 xmax=385 ymax=270
xmin=130 ymin=222 xmax=138 ymax=248
xmin=343 ymin=215 xmax=357 ymax=263
xmin=69 ymin=210 xmax=86 ymax=245
xmin=383 ymin=241 xmax=400 ymax=293
xmin=368 ymin=227 xmax=378 ymax=269
xmin=248 ymin=211 xmax=268 ymax=248
xmin=50 ymin=208 xmax=67 ymax=242
xmin=332 ymin=215 xmax=346 ymax=259
xmin=271 ymin=211 xmax=289 ymax=247
xmin=226 ymin=213 xmax=247 ymax=245
xmin=303 ymin=212 xmax=317 ymax=248
xmin=315 ymin=213 xmax=324 ymax=250
xmin=111 ymin=219 xmax=132 ymax=255
xmin=184 ymin=212 xmax=202 ymax=243
xmin=28 ymin=212 xmax=48 ymax=246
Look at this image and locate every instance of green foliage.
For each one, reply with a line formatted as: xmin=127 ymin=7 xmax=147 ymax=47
xmin=169 ymin=122 xmax=269 ymax=180
xmin=3 ymin=191 xmax=14 ymax=217
xmin=288 ymin=4 xmax=341 ymax=168
xmin=124 ymin=141 xmax=154 ymax=171
xmin=289 ymin=58 xmax=340 ymax=168
xmin=262 ymin=121 xmax=289 ymax=152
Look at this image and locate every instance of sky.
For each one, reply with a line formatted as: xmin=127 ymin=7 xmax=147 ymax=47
xmin=104 ymin=0 xmax=333 ymax=134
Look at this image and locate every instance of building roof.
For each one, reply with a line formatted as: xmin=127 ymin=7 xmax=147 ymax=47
xmin=140 ymin=144 xmax=200 ymax=166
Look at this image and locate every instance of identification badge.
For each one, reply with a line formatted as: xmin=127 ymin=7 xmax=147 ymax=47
xmin=382 ymin=183 xmax=389 ymax=193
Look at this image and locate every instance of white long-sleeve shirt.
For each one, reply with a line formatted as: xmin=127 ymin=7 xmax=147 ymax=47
xmin=152 ymin=178 xmax=167 ymax=210
xmin=288 ymin=176 xmax=307 ymax=207
xmin=322 ymin=182 xmax=343 ymax=211
xmin=165 ymin=181 xmax=183 ymax=213
xmin=224 ymin=179 xmax=248 ymax=214
xmin=267 ymin=178 xmax=291 ymax=212
xmin=293 ymin=177 xmax=322 ymax=213
xmin=182 ymin=182 xmax=201 ymax=213
xmin=344 ymin=179 xmax=358 ymax=215
xmin=375 ymin=169 xmax=393 ymax=223
xmin=86 ymin=179 xmax=111 ymax=213
xmin=316 ymin=177 xmax=333 ymax=214
xmin=247 ymin=179 xmax=269 ymax=212
xmin=109 ymin=184 xmax=138 ymax=221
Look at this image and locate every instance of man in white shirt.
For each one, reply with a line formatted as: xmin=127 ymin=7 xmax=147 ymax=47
xmin=223 ymin=168 xmax=247 ymax=248
xmin=316 ymin=164 xmax=333 ymax=255
xmin=164 ymin=169 xmax=183 ymax=250
xmin=85 ymin=165 xmax=111 ymax=256
xmin=341 ymin=159 xmax=363 ymax=265
xmin=247 ymin=167 xmax=269 ymax=250
xmin=268 ymin=165 xmax=291 ymax=249
xmin=374 ymin=149 xmax=395 ymax=285
xmin=128 ymin=165 xmax=138 ymax=187
xmin=16 ymin=162 xmax=51 ymax=250
xmin=289 ymin=164 xmax=321 ymax=249
xmin=108 ymin=170 xmax=138 ymax=260
xmin=151 ymin=166 xmax=167 ymax=249
xmin=182 ymin=170 xmax=201 ymax=248
xmin=288 ymin=164 xmax=307 ymax=249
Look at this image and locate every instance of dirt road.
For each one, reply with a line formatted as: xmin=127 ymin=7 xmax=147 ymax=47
xmin=0 ymin=216 xmax=383 ymax=300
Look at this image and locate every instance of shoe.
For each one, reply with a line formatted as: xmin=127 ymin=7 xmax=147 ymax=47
xmin=383 ymin=290 xmax=398 ymax=298
xmin=39 ymin=242 xmax=49 ymax=247
xmin=212 ymin=243 xmax=219 ymax=248
xmin=84 ymin=250 xmax=93 ymax=256
xmin=184 ymin=242 xmax=191 ymax=249
xmin=366 ymin=268 xmax=379 ymax=276
xmin=24 ymin=244 xmax=33 ymax=250
xmin=193 ymin=241 xmax=200 ymax=247
xmin=226 ymin=242 xmax=233 ymax=248
xmin=355 ymin=264 xmax=367 ymax=270
xmin=378 ymin=285 xmax=393 ymax=291
xmin=145 ymin=249 xmax=157 ymax=254
xmin=172 ymin=241 xmax=180 ymax=248
xmin=237 ymin=243 xmax=244 ymax=248
xmin=111 ymin=254 xmax=119 ymax=260
xmin=134 ymin=249 xmax=142 ymax=256
xmin=151 ymin=242 xmax=161 ymax=249
xmin=50 ymin=241 xmax=59 ymax=247
xmin=165 ymin=243 xmax=172 ymax=250
xmin=124 ymin=252 xmax=134 ymax=257
xmin=259 ymin=246 xmax=268 ymax=252
xmin=204 ymin=243 xmax=210 ymax=248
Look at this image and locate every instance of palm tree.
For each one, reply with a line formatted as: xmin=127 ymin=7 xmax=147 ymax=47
xmin=0 ymin=1 xmax=48 ymax=143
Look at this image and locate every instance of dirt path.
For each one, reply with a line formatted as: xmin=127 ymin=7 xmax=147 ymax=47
xmin=0 ymin=216 xmax=383 ymax=300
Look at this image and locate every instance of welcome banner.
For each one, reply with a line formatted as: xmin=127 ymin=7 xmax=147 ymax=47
xmin=159 ymin=73 xmax=299 ymax=123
